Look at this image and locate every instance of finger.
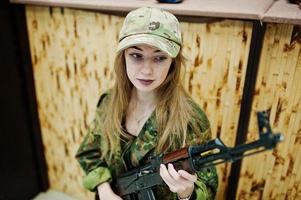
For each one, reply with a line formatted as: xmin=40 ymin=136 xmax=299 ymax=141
xmin=160 ymin=164 xmax=176 ymax=186
xmin=178 ymin=170 xmax=197 ymax=182
xmin=160 ymin=164 xmax=179 ymax=192
xmin=167 ymin=163 xmax=186 ymax=187
xmin=167 ymin=164 xmax=187 ymax=191
xmin=167 ymin=164 xmax=195 ymax=187
xmin=172 ymin=169 xmax=195 ymax=189
xmin=160 ymin=164 xmax=181 ymax=192
xmin=167 ymin=163 xmax=181 ymax=181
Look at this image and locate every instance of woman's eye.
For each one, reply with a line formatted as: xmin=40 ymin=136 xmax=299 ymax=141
xmin=154 ymin=56 xmax=167 ymax=62
xmin=129 ymin=53 xmax=143 ymax=61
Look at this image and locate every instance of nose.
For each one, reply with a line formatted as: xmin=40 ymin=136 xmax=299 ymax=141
xmin=140 ymin=60 xmax=153 ymax=75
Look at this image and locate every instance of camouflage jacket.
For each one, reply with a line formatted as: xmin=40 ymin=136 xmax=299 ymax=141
xmin=75 ymin=93 xmax=218 ymax=200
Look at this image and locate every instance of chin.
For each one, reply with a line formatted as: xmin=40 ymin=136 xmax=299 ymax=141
xmin=136 ymin=88 xmax=155 ymax=93
xmin=134 ymin=85 xmax=157 ymax=92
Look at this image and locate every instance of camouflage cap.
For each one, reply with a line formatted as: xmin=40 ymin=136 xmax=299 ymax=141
xmin=117 ymin=7 xmax=182 ymax=58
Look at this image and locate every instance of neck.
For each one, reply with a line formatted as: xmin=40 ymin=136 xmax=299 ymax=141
xmin=133 ymin=89 xmax=157 ymax=107
xmin=128 ymin=89 xmax=157 ymax=129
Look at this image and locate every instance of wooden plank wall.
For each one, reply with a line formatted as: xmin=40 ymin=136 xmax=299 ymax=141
xmin=181 ymin=20 xmax=252 ymax=200
xmin=236 ymin=24 xmax=301 ymax=200
xmin=25 ymin=7 xmax=123 ymax=200
xmin=25 ymin=6 xmax=300 ymax=200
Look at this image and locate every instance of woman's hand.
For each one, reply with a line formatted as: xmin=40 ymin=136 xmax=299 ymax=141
xmin=160 ymin=163 xmax=197 ymax=199
xmin=97 ymin=182 xmax=123 ymax=200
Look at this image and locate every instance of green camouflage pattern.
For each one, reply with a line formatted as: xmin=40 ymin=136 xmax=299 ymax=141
xmin=117 ymin=7 xmax=181 ymax=58
xmin=75 ymin=92 xmax=218 ymax=199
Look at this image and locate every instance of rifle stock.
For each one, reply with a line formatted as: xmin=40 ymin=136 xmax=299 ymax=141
xmin=113 ymin=111 xmax=284 ymax=199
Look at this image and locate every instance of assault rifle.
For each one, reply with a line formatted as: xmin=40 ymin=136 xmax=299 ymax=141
xmin=113 ymin=111 xmax=284 ymax=200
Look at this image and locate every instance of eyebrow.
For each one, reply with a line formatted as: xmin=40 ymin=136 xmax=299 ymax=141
xmin=131 ymin=46 xmax=161 ymax=53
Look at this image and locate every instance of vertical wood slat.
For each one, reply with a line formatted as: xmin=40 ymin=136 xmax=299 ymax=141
xmin=236 ymin=23 xmax=301 ymax=200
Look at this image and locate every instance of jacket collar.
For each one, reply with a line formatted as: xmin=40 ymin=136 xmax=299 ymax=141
xmin=129 ymin=111 xmax=158 ymax=167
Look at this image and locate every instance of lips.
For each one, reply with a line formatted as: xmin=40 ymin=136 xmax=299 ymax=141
xmin=137 ymin=78 xmax=154 ymax=86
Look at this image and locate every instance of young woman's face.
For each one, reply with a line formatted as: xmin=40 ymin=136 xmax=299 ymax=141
xmin=124 ymin=45 xmax=173 ymax=92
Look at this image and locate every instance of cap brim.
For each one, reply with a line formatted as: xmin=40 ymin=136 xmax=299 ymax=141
xmin=117 ymin=34 xmax=180 ymax=58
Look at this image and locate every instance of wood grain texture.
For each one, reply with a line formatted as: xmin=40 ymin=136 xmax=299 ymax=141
xmin=181 ymin=20 xmax=252 ymax=200
xmin=25 ymin=6 xmax=253 ymax=199
xmin=25 ymin=6 xmax=123 ymax=199
xmin=236 ymin=23 xmax=301 ymax=200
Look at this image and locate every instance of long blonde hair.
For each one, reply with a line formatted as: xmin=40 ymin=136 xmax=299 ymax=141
xmin=99 ymin=49 xmax=204 ymax=159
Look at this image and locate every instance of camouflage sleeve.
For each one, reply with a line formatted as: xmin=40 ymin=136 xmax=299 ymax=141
xmin=75 ymin=120 xmax=112 ymax=191
xmin=75 ymin=93 xmax=112 ymax=191
xmin=193 ymin=128 xmax=218 ymax=200
xmin=188 ymin=102 xmax=219 ymax=200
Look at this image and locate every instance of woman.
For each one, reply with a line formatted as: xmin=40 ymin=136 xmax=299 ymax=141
xmin=76 ymin=7 xmax=218 ymax=200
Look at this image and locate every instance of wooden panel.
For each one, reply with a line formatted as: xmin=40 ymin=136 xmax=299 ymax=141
xmin=236 ymin=23 xmax=301 ymax=200
xmin=181 ymin=20 xmax=252 ymax=200
xmin=25 ymin=6 xmax=123 ymax=199
xmin=25 ymin=6 xmax=252 ymax=199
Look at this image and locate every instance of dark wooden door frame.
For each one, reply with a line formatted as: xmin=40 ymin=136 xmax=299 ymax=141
xmin=226 ymin=21 xmax=266 ymax=199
